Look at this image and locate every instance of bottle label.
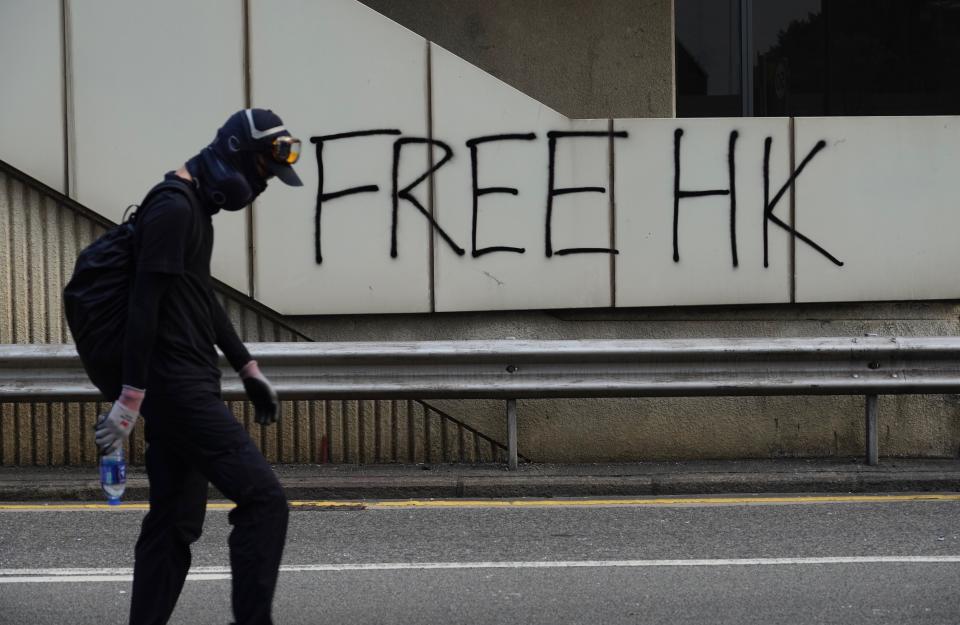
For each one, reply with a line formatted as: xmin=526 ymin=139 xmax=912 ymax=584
xmin=100 ymin=460 xmax=126 ymax=485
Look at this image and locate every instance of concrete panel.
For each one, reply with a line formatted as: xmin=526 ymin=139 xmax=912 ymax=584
xmin=0 ymin=1 xmax=64 ymax=192
xmin=615 ymin=118 xmax=792 ymax=307
xmin=357 ymin=0 xmax=675 ymax=119
xmin=68 ymin=0 xmax=248 ymax=293
xmin=795 ymin=116 xmax=960 ymax=303
xmin=250 ymin=0 xmax=431 ymax=314
xmin=432 ymin=44 xmax=612 ymax=312
xmin=425 ymin=391 xmax=960 ymax=463
xmin=288 ymin=300 xmax=960 ymax=344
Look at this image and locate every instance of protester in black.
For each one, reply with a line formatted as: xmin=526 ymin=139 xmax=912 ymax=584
xmin=93 ymin=109 xmax=303 ymax=625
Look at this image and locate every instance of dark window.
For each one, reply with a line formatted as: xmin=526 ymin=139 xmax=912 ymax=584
xmin=676 ymin=0 xmax=960 ymax=117
xmin=675 ymin=0 xmax=743 ymax=117
xmin=821 ymin=0 xmax=960 ymax=115
xmin=752 ymin=0 xmax=824 ymax=116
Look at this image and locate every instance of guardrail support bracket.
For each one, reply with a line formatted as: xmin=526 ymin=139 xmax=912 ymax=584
xmin=865 ymin=394 xmax=879 ymax=466
xmin=507 ymin=399 xmax=518 ymax=470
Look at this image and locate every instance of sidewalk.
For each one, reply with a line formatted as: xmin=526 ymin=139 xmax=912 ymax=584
xmin=1 ymin=458 xmax=958 ymax=501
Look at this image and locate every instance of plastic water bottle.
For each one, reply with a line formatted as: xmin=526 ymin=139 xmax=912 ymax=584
xmin=99 ymin=444 xmax=126 ymax=505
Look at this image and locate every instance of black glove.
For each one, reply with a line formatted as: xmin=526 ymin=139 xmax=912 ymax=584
xmin=240 ymin=361 xmax=279 ymax=425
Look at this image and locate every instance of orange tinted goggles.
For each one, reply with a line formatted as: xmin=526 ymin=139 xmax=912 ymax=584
xmin=271 ymin=136 xmax=301 ymax=165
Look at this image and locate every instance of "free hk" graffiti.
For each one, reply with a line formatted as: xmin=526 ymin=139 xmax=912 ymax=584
xmin=311 ymin=128 xmax=844 ymax=269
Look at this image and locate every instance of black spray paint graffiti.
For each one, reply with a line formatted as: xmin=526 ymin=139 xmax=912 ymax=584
xmin=545 ymin=130 xmax=627 ymax=257
xmin=390 ymin=138 xmax=465 ymax=258
xmin=673 ymin=129 xmax=739 ymax=266
xmin=672 ymin=129 xmax=843 ymax=268
xmin=311 ymin=129 xmax=843 ymax=268
xmin=762 ymin=138 xmax=843 ymax=268
xmin=467 ymin=133 xmax=535 ymax=257
xmin=311 ymin=129 xmax=400 ymax=264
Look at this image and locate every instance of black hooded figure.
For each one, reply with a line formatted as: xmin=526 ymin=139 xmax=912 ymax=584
xmin=92 ymin=109 xmax=302 ymax=625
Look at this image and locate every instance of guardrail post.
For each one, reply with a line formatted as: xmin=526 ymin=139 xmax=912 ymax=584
xmin=865 ymin=395 xmax=879 ymax=466
xmin=506 ymin=399 xmax=518 ymax=470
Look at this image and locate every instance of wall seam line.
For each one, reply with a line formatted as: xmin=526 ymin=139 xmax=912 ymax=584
xmin=789 ymin=116 xmax=797 ymax=304
xmin=670 ymin=0 xmax=678 ymax=117
xmin=426 ymin=40 xmax=437 ymax=314
xmin=61 ymin=0 xmax=76 ymax=198
xmin=59 ymin=0 xmax=70 ymax=195
xmin=608 ymin=118 xmax=617 ymax=308
xmin=243 ymin=0 xmax=256 ymax=298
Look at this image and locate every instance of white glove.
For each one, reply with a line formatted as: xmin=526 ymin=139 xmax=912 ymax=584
xmin=94 ymin=386 xmax=143 ymax=454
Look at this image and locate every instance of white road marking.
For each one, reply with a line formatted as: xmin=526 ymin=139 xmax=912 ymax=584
xmin=4 ymin=493 xmax=960 ymax=512
xmin=2 ymin=556 xmax=959 ymax=583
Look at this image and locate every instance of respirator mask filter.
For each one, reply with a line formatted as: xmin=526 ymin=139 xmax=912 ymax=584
xmin=186 ymin=148 xmax=259 ymax=213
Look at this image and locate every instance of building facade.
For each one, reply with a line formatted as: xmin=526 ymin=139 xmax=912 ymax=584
xmin=1 ymin=0 xmax=958 ymax=466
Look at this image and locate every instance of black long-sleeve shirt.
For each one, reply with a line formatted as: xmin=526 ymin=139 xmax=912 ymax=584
xmin=122 ymin=173 xmax=250 ymax=393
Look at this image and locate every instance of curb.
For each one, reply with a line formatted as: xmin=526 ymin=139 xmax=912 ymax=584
xmin=2 ymin=468 xmax=959 ymax=502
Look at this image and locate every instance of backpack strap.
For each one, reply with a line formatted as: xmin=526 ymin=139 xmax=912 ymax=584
xmin=134 ymin=177 xmax=202 ymax=222
xmin=130 ymin=177 xmax=206 ymax=260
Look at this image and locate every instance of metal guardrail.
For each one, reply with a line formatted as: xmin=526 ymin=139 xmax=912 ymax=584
xmin=2 ymin=337 xmax=960 ymax=468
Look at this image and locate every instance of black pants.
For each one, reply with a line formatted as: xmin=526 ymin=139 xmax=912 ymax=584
xmin=129 ymin=389 xmax=289 ymax=625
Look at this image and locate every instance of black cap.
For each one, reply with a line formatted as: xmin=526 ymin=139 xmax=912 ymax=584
xmin=215 ymin=108 xmax=303 ymax=187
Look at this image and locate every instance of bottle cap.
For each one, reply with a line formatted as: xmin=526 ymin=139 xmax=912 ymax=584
xmin=107 ymin=498 xmax=121 ymax=506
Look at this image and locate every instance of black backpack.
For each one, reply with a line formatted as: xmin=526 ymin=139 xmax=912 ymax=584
xmin=64 ymin=178 xmax=200 ymax=400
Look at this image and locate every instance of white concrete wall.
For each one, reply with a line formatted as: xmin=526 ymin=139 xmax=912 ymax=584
xmin=431 ymin=45 xmax=613 ymax=312
xmin=250 ymin=0 xmax=432 ymax=312
xmin=66 ymin=0 xmax=249 ymax=292
xmin=0 ymin=1 xmax=64 ymax=193
xmin=614 ymin=118 xmax=793 ymax=306
xmin=794 ymin=116 xmax=960 ymax=303
xmin=2 ymin=1 xmax=959 ymax=313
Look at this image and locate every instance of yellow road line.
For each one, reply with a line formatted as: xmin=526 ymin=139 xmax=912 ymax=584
xmin=365 ymin=494 xmax=960 ymax=509
xmin=0 ymin=502 xmax=236 ymax=511
xmin=1 ymin=493 xmax=958 ymax=511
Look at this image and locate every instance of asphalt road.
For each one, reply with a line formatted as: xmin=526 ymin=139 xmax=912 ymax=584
xmin=1 ymin=494 xmax=959 ymax=624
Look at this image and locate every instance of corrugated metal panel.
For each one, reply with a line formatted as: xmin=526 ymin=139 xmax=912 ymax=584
xmin=1 ymin=168 xmax=110 ymax=466
xmin=0 ymin=181 xmax=106 ymax=346
xmin=0 ymin=163 xmax=510 ymax=466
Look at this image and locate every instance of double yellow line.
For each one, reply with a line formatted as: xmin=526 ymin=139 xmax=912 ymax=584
xmin=1 ymin=493 xmax=959 ymax=512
